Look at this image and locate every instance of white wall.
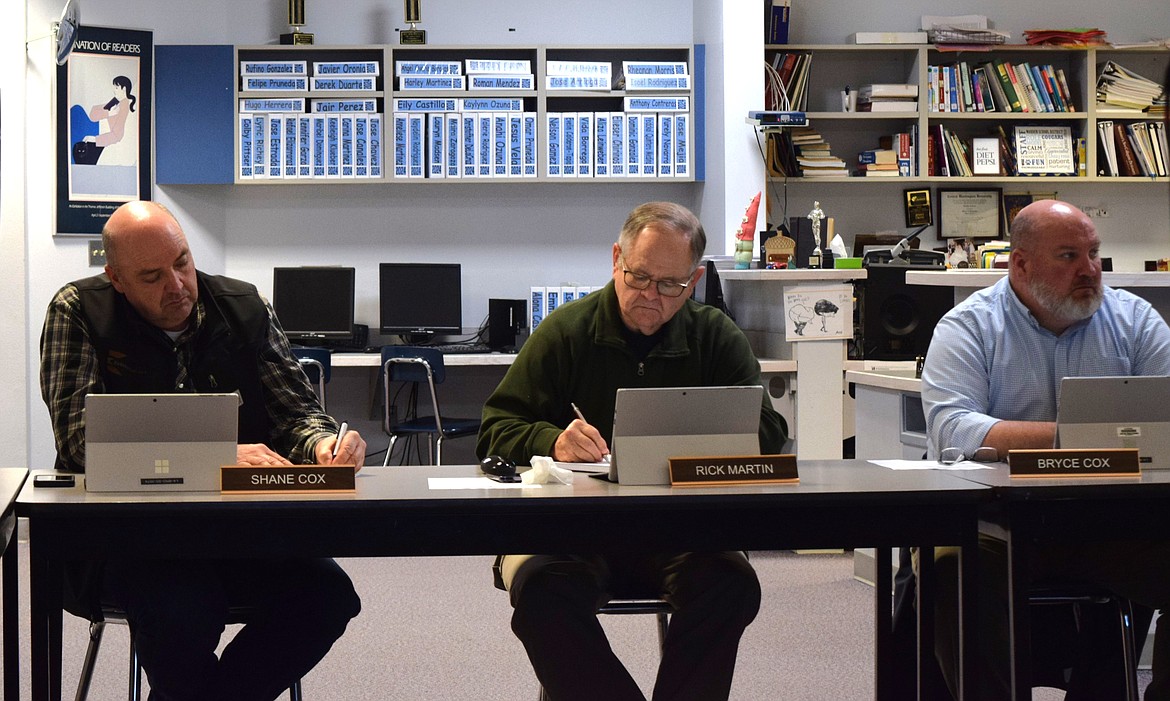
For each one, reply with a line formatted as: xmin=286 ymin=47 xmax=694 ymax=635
xmin=13 ymin=0 xmax=1170 ymax=470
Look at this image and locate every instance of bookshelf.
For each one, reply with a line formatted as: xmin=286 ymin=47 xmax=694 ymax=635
xmin=764 ymin=44 xmax=1169 ymax=184
xmin=229 ymin=44 xmax=696 ymax=185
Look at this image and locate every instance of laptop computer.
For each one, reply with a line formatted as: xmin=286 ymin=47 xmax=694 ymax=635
xmin=84 ymin=393 xmax=239 ymax=492
xmin=1056 ymin=376 xmax=1170 ymax=469
xmin=608 ymin=385 xmax=764 ymax=485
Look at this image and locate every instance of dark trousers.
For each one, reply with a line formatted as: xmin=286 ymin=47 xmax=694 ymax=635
xmin=505 ymin=552 xmax=761 ymax=701
xmin=102 ymin=557 xmax=360 ymax=701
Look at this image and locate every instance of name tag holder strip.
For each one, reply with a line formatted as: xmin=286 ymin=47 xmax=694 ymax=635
xmin=221 ymin=465 xmax=356 ymax=493
xmin=1007 ymin=448 xmax=1140 ymax=478
xmin=669 ymin=454 xmax=798 ymax=486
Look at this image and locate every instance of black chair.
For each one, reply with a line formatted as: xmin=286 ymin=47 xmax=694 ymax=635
xmin=381 ymin=346 xmax=480 ymax=466
xmin=536 ymin=599 xmax=672 ymax=701
xmin=292 ymin=347 xmax=331 ymax=410
xmin=76 ymin=605 xmax=303 ymax=701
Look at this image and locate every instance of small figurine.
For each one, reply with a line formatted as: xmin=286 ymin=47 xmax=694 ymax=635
xmin=807 ymin=201 xmax=825 ymax=268
xmin=734 ymin=192 xmax=762 ymax=269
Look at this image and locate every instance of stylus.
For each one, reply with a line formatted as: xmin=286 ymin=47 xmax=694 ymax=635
xmin=332 ymin=422 xmax=349 ymax=458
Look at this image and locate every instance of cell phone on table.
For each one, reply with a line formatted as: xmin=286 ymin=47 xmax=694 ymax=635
xmin=486 ymin=474 xmax=522 ymax=483
xmin=33 ymin=474 xmax=76 ymax=488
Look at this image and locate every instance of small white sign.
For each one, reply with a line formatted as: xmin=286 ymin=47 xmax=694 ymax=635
xmin=783 ymin=285 xmax=853 ymax=341
xmin=971 ymin=137 xmax=1001 ymax=175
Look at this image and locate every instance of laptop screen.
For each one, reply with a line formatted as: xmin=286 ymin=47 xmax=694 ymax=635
xmin=1057 ymin=376 xmax=1170 ymax=468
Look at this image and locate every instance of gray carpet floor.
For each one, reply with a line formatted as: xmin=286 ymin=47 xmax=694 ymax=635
xmin=8 ymin=547 xmax=1149 ymax=699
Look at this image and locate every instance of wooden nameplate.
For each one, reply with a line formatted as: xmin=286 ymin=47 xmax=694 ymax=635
xmin=669 ymin=454 xmax=798 ymax=486
xmin=1008 ymin=449 xmax=1140 ymax=478
xmin=221 ymin=464 xmax=356 ymax=493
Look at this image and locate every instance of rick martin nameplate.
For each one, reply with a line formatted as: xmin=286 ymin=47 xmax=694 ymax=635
xmin=669 ymin=455 xmax=798 ymax=486
xmin=222 ymin=465 xmax=357 ymax=493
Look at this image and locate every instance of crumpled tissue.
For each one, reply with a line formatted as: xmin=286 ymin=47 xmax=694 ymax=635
xmin=829 ymin=234 xmax=848 ymax=259
xmin=523 ymin=456 xmax=574 ymax=485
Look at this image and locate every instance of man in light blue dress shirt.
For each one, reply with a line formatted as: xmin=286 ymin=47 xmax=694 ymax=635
xmin=922 ymin=199 xmax=1170 ymax=700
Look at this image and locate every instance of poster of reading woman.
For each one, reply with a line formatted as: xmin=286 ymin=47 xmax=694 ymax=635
xmin=55 ymin=25 xmax=152 ymax=236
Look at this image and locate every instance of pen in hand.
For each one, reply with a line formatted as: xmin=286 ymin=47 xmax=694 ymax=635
xmin=331 ymin=421 xmax=349 ymax=459
xmin=569 ymin=403 xmax=611 ymax=464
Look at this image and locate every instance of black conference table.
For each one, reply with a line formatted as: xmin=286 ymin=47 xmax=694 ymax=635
xmin=952 ymin=466 xmax=1170 ymax=701
xmin=0 ymin=468 xmax=28 ymax=701
xmin=16 ymin=461 xmax=988 ymax=701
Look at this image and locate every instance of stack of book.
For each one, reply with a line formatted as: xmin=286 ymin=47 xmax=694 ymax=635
xmin=1097 ymin=120 xmax=1168 ymax=177
xmin=855 ymin=148 xmax=900 ymax=176
xmin=928 ymin=124 xmax=972 ymax=177
xmin=790 ymin=126 xmax=848 ymax=176
xmin=765 ymin=51 xmax=812 ymax=111
xmin=857 ymin=83 xmax=918 ymax=112
xmin=931 ymin=60 xmax=1074 ymax=113
xmin=1096 ymin=61 xmax=1165 ymax=112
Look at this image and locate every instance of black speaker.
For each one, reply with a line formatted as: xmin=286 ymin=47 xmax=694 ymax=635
xmin=488 ymin=298 xmax=527 ymax=351
xmin=861 ymin=264 xmax=953 ymax=361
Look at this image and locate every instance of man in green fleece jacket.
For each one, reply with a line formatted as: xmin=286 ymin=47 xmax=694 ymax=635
xmin=478 ymin=201 xmax=787 ymax=701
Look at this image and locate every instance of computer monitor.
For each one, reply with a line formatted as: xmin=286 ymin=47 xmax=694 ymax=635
xmin=379 ymin=263 xmax=462 ymax=337
xmin=271 ymin=266 xmax=356 ymax=344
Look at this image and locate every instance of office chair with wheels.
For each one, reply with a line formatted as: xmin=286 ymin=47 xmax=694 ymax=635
xmin=76 ymin=605 xmax=303 ymax=701
xmin=381 ymin=346 xmax=481 ymax=466
xmin=292 ymin=347 xmax=331 ymax=410
xmin=536 ymin=599 xmax=673 ymax=701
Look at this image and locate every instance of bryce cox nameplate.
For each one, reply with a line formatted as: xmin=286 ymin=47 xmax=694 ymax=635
xmin=1008 ymin=449 xmax=1140 ymax=478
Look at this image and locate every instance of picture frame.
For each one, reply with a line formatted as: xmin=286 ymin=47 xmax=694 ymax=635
xmin=1002 ymin=191 xmax=1057 ymax=233
xmin=937 ymin=188 xmax=1003 ymax=239
xmin=903 ymin=188 xmax=932 ymax=228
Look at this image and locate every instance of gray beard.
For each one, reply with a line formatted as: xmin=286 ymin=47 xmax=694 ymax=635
xmin=1029 ymin=277 xmax=1102 ymax=324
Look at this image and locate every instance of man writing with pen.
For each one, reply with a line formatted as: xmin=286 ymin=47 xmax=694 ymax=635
xmin=40 ymin=200 xmax=365 ymax=701
xmin=478 ymin=201 xmax=786 ymax=701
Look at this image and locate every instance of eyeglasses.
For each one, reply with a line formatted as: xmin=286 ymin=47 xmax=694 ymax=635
xmin=938 ymin=446 xmax=1000 ymax=465
xmin=619 ymin=258 xmax=695 ymax=298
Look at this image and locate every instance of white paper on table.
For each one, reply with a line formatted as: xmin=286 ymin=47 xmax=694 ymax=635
xmin=870 ymin=459 xmax=995 ymax=471
xmin=553 ymin=460 xmax=609 ymax=474
xmin=427 ymin=477 xmax=540 ymax=490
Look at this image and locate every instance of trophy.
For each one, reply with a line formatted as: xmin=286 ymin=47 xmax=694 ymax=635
xmin=280 ymin=0 xmax=314 ymax=44
xmin=807 ymin=201 xmax=825 ymax=268
xmin=400 ymin=0 xmax=426 ymax=44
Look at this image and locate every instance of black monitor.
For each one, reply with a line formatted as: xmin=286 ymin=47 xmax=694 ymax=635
xmin=379 ymin=263 xmax=462 ymax=336
xmin=271 ymin=266 xmax=356 ymax=344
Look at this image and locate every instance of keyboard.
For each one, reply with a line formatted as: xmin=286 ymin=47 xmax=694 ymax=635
xmin=432 ymin=343 xmax=492 ymax=354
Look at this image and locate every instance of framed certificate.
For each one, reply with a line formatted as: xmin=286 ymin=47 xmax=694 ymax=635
xmin=938 ymin=188 xmax=1003 ymax=239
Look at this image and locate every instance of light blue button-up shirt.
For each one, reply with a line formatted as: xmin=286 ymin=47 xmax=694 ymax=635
xmin=921 ymin=276 xmax=1170 ymax=458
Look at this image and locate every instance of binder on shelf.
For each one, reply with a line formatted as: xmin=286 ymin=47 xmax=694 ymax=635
xmin=465 ymin=59 xmax=531 ymax=74
xmin=640 ymin=114 xmax=657 ymax=176
xmin=530 ymin=287 xmax=546 ymax=330
xmin=311 ymin=99 xmax=377 ymax=113
xmin=546 ymin=75 xmax=611 ymax=90
xmin=476 ymin=112 xmax=492 ymax=177
xmin=546 ymin=113 xmax=562 ymax=177
xmin=399 ymin=75 xmax=466 ymax=91
xmin=470 ymin=74 xmax=535 ymax=91
xmin=311 ymin=76 xmax=376 ymax=92
xmin=562 ymin=113 xmax=577 ymax=178
xmin=595 ymin=113 xmax=609 ymax=177
xmin=626 ymin=74 xmax=691 ymax=91
xmin=395 ymin=61 xmax=461 ymax=76
xmin=393 ymin=98 xmax=457 ymax=113
xmin=252 ymin=115 xmax=267 ymax=178
xmin=241 ymin=98 xmax=306 ymax=113
xmin=674 ymin=113 xmax=690 ymax=177
xmin=523 ymin=112 xmax=537 ymax=177
xmin=392 ymin=112 xmax=409 ymax=177
xmin=297 ymin=114 xmax=312 ymax=177
xmin=766 ymin=0 xmax=790 ymax=44
xmin=546 ymin=61 xmax=611 ymax=76
xmin=243 ymin=76 xmax=308 ymax=91
xmin=428 ymin=113 xmax=445 ymax=178
xmin=268 ymin=115 xmax=283 ymax=180
xmin=508 ymin=113 xmax=523 ymax=177
xmin=609 ymin=111 xmax=625 ymax=177
xmin=368 ymin=114 xmax=383 ymax=178
xmin=626 ymin=96 xmax=689 ymax=112
xmin=238 ymin=114 xmax=253 ymax=179
xmin=461 ymin=113 xmax=477 ymax=177
xmin=408 ymin=113 xmax=425 ymax=178
xmin=658 ymin=113 xmax=673 ymax=177
xmin=314 ymin=61 xmax=379 ymax=76
xmin=445 ymin=112 xmax=461 ymax=178
xmin=354 ymin=114 xmax=369 ymax=178
xmin=325 ymin=114 xmax=340 ymax=178
xmin=462 ymin=98 xmax=523 ymax=111
xmin=493 ymin=112 xmax=509 ymax=177
xmin=340 ymin=114 xmax=355 ymax=178
xmin=284 ymin=115 xmax=300 ymax=178
xmin=311 ymin=115 xmax=326 ymax=178
xmin=626 ymin=113 xmax=641 ymax=177
xmin=240 ymin=60 xmax=307 ymax=76
xmin=577 ymin=112 xmax=593 ymax=177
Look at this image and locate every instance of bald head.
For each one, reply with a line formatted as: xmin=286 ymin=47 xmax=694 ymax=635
xmin=102 ymin=200 xmax=199 ymax=332
xmin=1008 ymin=199 xmax=1102 ymax=334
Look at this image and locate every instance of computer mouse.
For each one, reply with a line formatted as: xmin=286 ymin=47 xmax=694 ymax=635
xmin=479 ymin=455 xmax=517 ymax=477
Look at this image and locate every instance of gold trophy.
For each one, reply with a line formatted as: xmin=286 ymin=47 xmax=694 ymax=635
xmin=400 ymin=0 xmax=426 ymax=44
xmin=280 ymin=0 xmax=314 ymax=45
